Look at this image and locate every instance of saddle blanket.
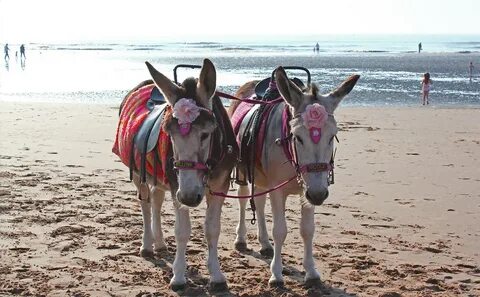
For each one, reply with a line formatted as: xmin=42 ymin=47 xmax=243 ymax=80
xmin=112 ymin=84 xmax=171 ymax=185
xmin=231 ymin=101 xmax=277 ymax=168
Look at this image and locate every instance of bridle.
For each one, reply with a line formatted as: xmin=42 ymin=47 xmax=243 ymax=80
xmin=292 ymin=133 xmax=337 ymax=186
xmin=171 ymin=106 xmax=231 ymax=186
xmin=172 ymin=132 xmax=214 ymax=185
xmin=280 ymin=106 xmax=337 ymax=186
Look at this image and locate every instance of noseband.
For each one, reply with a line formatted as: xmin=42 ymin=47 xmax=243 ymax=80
xmin=293 ymin=135 xmax=336 ymax=186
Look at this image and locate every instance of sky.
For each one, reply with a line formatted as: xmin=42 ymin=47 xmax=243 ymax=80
xmin=0 ymin=0 xmax=479 ymax=43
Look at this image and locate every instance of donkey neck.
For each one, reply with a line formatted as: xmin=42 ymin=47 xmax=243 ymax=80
xmin=256 ymin=102 xmax=301 ymax=192
xmin=207 ymin=95 xmax=238 ymax=184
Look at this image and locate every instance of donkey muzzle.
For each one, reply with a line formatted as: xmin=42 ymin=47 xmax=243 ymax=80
xmin=176 ymin=189 xmax=204 ymax=207
xmin=305 ymin=188 xmax=329 ymax=205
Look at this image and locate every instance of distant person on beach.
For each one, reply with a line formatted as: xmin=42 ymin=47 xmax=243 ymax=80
xmin=469 ymin=62 xmax=474 ymax=82
xmin=315 ymin=42 xmax=320 ymax=53
xmin=421 ymin=72 xmax=432 ymax=105
xmin=20 ymin=44 xmax=26 ymax=59
xmin=4 ymin=43 xmax=10 ymax=61
xmin=418 ymin=42 xmax=422 ymax=53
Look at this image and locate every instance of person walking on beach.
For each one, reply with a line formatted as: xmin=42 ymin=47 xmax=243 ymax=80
xmin=315 ymin=42 xmax=320 ymax=53
xmin=418 ymin=42 xmax=422 ymax=53
xmin=421 ymin=72 xmax=432 ymax=105
xmin=4 ymin=43 xmax=10 ymax=61
xmin=469 ymin=61 xmax=474 ymax=82
xmin=20 ymin=44 xmax=26 ymax=60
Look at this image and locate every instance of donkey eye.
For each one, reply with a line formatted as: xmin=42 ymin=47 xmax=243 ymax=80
xmin=295 ymin=136 xmax=303 ymax=145
xmin=200 ymin=133 xmax=209 ymax=141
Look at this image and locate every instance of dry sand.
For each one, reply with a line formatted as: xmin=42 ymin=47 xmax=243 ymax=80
xmin=0 ymin=101 xmax=479 ymax=297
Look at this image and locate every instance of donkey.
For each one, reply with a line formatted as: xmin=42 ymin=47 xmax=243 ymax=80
xmin=113 ymin=59 xmax=238 ymax=291
xmin=229 ymin=67 xmax=359 ymax=287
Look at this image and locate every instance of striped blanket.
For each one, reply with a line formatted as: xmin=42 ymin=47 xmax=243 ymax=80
xmin=112 ymin=84 xmax=171 ymax=185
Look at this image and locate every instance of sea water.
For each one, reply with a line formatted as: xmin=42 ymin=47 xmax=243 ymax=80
xmin=1 ymin=35 xmax=479 ymax=106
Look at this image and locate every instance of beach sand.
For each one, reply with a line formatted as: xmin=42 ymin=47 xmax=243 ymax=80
xmin=0 ymin=101 xmax=479 ymax=296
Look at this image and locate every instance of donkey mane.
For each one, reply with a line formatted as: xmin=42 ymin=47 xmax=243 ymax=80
xmin=307 ymin=83 xmax=319 ymax=97
xmin=180 ymin=77 xmax=198 ymax=101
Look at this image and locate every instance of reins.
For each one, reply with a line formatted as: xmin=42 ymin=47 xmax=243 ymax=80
xmin=216 ymin=91 xmax=283 ymax=105
xmin=208 ymin=173 xmax=299 ymax=199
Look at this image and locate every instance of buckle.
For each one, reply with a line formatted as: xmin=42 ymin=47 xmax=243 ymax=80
xmin=173 ymin=160 xmax=195 ymax=169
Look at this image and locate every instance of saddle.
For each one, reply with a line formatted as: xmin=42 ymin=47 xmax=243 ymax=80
xmin=131 ymin=86 xmax=168 ymax=183
xmin=236 ymin=77 xmax=304 ymax=186
xmin=146 ymin=86 xmax=166 ymax=110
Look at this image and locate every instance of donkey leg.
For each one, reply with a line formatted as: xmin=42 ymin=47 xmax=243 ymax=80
xmin=269 ymin=191 xmax=287 ymax=287
xmin=254 ymin=192 xmax=273 ymax=257
xmin=205 ymin=194 xmax=228 ymax=292
xmin=133 ymin=173 xmax=154 ymax=257
xmin=170 ymin=203 xmax=191 ymax=291
xmin=151 ymin=186 xmax=167 ymax=253
xmin=301 ymin=203 xmax=321 ymax=287
xmin=234 ymin=185 xmax=249 ymax=251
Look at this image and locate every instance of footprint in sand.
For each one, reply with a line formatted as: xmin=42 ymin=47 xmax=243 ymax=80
xmin=361 ymin=223 xmax=397 ymax=229
xmin=0 ymin=189 xmax=11 ymax=196
xmin=50 ymin=225 xmax=89 ymax=237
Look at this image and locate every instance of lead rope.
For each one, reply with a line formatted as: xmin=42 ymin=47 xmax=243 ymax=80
xmin=249 ymin=197 xmax=256 ymax=225
xmin=249 ymin=107 xmax=259 ymax=225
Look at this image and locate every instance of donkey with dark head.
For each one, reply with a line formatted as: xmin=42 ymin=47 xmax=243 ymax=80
xmin=229 ymin=67 xmax=359 ymax=286
xmin=113 ymin=59 xmax=238 ymax=291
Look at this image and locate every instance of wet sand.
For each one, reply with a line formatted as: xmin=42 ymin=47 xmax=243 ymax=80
xmin=0 ymin=101 xmax=479 ymax=296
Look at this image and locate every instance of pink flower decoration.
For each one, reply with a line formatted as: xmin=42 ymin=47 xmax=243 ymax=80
xmin=173 ymin=98 xmax=201 ymax=125
xmin=301 ymin=103 xmax=328 ymax=129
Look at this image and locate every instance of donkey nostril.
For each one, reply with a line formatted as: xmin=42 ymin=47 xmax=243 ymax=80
xmin=196 ymin=194 xmax=202 ymax=204
xmin=306 ymin=191 xmax=312 ymax=201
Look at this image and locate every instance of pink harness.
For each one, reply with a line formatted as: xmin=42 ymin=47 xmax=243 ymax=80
xmin=280 ymin=105 xmax=335 ymax=178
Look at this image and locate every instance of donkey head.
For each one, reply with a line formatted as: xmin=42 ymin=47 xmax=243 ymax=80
xmin=275 ymin=67 xmax=359 ymax=206
xmin=146 ymin=59 xmax=218 ymax=207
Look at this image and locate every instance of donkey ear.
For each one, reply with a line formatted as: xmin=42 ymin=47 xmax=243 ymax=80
xmin=330 ymin=74 xmax=360 ymax=111
xmin=197 ymin=58 xmax=217 ymax=107
xmin=275 ymin=66 xmax=304 ymax=109
xmin=145 ymin=61 xmax=180 ymax=106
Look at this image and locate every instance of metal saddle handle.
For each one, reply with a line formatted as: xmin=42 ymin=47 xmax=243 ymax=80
xmin=255 ymin=66 xmax=311 ymax=99
xmin=270 ymin=66 xmax=311 ymax=86
xmin=173 ymin=64 xmax=202 ymax=84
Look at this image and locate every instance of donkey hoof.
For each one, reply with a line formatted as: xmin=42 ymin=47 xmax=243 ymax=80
xmin=268 ymin=280 xmax=285 ymax=288
xmin=305 ymin=277 xmax=322 ymax=288
xmin=139 ymin=249 xmax=154 ymax=258
xmin=154 ymin=245 xmax=168 ymax=255
xmin=260 ymin=247 xmax=274 ymax=258
xmin=234 ymin=242 xmax=248 ymax=252
xmin=170 ymin=283 xmax=186 ymax=292
xmin=209 ymin=281 xmax=228 ymax=293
